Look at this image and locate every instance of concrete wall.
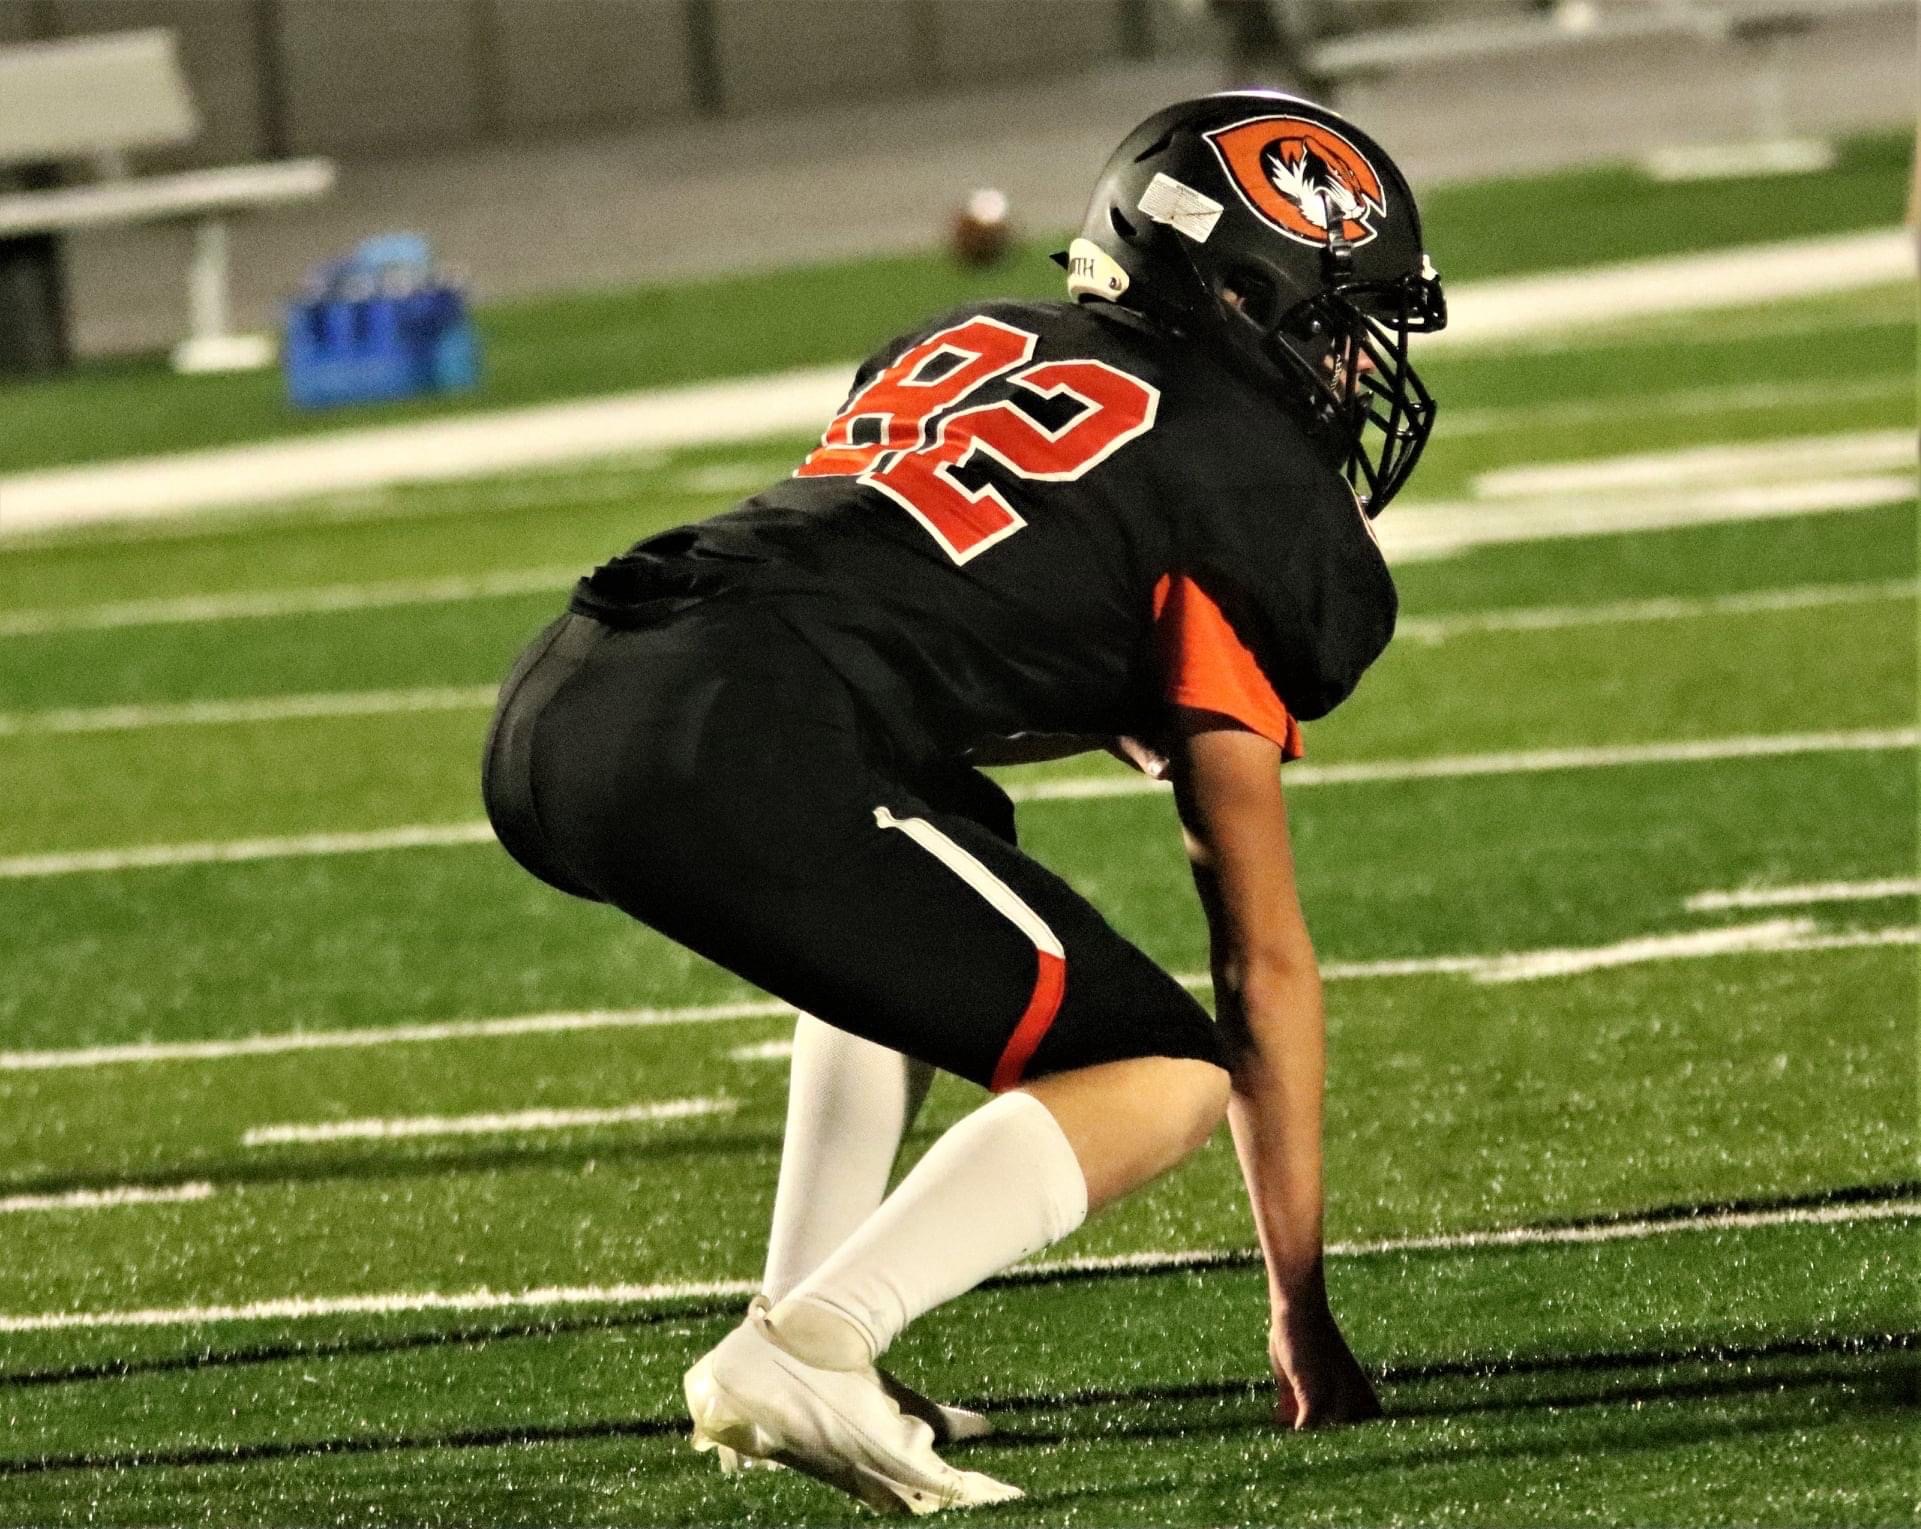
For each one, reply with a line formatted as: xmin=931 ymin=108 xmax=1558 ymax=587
xmin=3 ymin=0 xmax=1210 ymax=167
xmin=927 ymin=0 xmax=1127 ymax=84
xmin=274 ymin=0 xmax=485 ymax=155
xmin=0 ymin=5 xmax=41 ymax=45
xmin=487 ymin=0 xmax=695 ymax=132
xmin=711 ymin=0 xmax=923 ymax=113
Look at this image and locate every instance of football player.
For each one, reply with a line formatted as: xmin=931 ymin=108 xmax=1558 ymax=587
xmin=483 ymin=91 xmax=1444 ymax=1513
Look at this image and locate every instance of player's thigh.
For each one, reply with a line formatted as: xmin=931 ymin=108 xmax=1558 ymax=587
xmin=517 ymin=608 xmax=1218 ymax=1089
xmin=587 ymin=774 xmax=1217 ymax=1092
xmin=483 ymin=612 xmax=608 ymax=901
xmin=838 ymin=798 xmax=1223 ymax=1089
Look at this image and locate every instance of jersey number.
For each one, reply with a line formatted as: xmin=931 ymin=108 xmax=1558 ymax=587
xmin=796 ymin=316 xmax=1159 ymax=563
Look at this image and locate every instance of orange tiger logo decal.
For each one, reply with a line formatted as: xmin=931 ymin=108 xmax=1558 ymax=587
xmin=1204 ymin=116 xmax=1387 ymax=249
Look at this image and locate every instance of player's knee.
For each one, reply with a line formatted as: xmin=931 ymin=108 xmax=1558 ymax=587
xmin=1150 ymin=1056 xmax=1232 ymax=1159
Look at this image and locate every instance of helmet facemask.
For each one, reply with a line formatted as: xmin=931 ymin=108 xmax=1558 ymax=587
xmin=1260 ymin=264 xmax=1443 ymax=517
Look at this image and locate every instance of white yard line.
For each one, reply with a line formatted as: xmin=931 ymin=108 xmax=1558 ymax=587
xmin=1397 ymin=579 xmax=1917 ymax=643
xmin=1312 ymin=955 xmax=1485 ymax=981
xmin=1340 ymin=1198 xmax=1921 ymax=1255
xmin=1473 ymin=429 xmax=1918 ymax=499
xmin=676 ymin=462 xmax=796 ymax=496
xmin=1 ymin=374 xmax=1904 ymax=560
xmin=6 ymin=918 xmax=1913 ymax=1075
xmin=1747 ymin=927 xmax=1921 ymax=957
xmin=0 ymin=367 xmax=852 ymax=534
xmin=1 ymin=580 xmax=1904 ymax=740
xmin=1424 ymin=229 xmax=1915 ymax=349
xmin=0 ymin=231 xmax=1906 ymax=535
xmin=0 ymin=1182 xmax=214 ymax=1215
xmin=1442 ymin=374 xmax=1912 ymax=438
xmin=0 ymin=579 xmax=1903 ymax=739
xmin=8 ymin=425 xmax=1912 ymax=637
xmin=0 ymin=1280 xmax=760 ymax=1334
xmin=1279 ymin=727 xmax=1921 ymax=785
xmin=0 ymin=685 xmax=499 ymax=738
xmin=22 ymin=372 xmax=1887 ymax=554
xmin=1468 ymin=918 xmax=1818 ymax=983
xmin=1379 ymin=474 xmax=1916 ymax=563
xmin=727 ymin=1040 xmax=796 ymax=1064
xmin=0 ymin=822 xmax=500 ymax=879
xmin=1007 ymin=727 xmax=1921 ymax=803
xmin=0 ymin=455 xmax=674 ymax=554
xmin=1326 ymin=921 xmax=1921 ymax=986
xmin=1 ymin=1197 xmax=1911 ymax=1334
xmin=1686 ymin=877 xmax=1921 ymax=913
xmin=0 ymin=999 xmax=793 ymax=1072
xmin=3 ymin=727 xmax=1912 ymax=880
xmin=241 ymin=1097 xmax=734 ymax=1147
xmin=0 ymin=568 xmax=578 ymax=639
xmin=1474 ymin=300 xmax=1915 ymax=359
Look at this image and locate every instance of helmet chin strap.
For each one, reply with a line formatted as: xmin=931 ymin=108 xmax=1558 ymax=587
xmin=1255 ymin=285 xmax=1358 ymax=434
xmin=1320 ymin=220 xmax=1355 ymax=282
xmin=1058 ymin=238 xmax=1132 ymax=303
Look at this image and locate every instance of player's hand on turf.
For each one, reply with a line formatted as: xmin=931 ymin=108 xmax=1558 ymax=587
xmin=1267 ymin=1295 xmax=1382 ymax=1430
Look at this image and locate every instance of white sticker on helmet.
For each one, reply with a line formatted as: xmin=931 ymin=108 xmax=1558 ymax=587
xmin=1138 ymin=173 xmax=1224 ymax=243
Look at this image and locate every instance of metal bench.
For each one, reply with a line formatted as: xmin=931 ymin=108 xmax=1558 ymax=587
xmin=0 ymin=28 xmax=334 ymax=374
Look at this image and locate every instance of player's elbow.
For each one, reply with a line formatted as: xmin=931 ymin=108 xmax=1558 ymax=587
xmin=1213 ymin=940 xmax=1319 ymax=1004
xmin=1213 ymin=952 xmax=1323 ymax=1060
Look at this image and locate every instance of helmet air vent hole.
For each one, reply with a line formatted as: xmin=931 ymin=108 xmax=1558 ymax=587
xmin=1109 ymin=206 xmax=1139 ymax=242
xmin=1222 ymin=268 xmax=1277 ymax=328
xmin=1133 ymin=129 xmax=1175 ymax=163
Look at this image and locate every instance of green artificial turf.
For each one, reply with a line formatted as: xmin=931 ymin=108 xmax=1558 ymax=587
xmin=1414 ymin=130 xmax=1914 ymax=281
xmin=2 ymin=587 xmax=1914 ymax=856
xmin=0 ymin=283 xmax=1910 ymax=736
xmin=2 ymin=738 xmax=1913 ymax=1055
xmin=0 ymin=215 xmax=1917 ymax=1528
xmin=0 ymin=132 xmax=1908 ymax=475
xmin=0 ymin=1220 xmax=1911 ymax=1526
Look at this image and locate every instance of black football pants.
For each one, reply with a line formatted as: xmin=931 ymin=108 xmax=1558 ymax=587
xmin=482 ymin=601 xmax=1223 ymax=1090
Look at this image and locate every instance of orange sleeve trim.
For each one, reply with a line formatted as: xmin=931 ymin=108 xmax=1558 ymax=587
xmin=1152 ymin=574 xmax=1303 ymax=760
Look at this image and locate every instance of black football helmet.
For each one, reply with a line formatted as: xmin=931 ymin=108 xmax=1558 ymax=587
xmin=1059 ymin=92 xmax=1445 ymax=515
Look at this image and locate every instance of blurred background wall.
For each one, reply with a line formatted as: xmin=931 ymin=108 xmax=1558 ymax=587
xmin=3 ymin=0 xmax=1912 ymax=357
xmin=0 ymin=0 xmax=1200 ymax=160
xmin=0 ymin=1 xmax=1616 ymax=163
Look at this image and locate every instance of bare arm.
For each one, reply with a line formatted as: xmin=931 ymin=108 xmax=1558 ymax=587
xmin=1172 ymin=709 xmax=1380 ymax=1429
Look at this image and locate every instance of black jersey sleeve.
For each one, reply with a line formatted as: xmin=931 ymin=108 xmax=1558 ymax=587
xmin=1157 ymin=378 xmax=1397 ymax=723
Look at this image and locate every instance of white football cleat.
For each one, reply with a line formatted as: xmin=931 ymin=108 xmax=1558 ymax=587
xmin=876 ymin=1367 xmax=993 ymax=1446
xmin=706 ymin=1367 xmax=991 ymax=1475
xmin=685 ymin=1304 xmax=1021 ymax=1515
xmin=709 ymin=1297 xmax=992 ymax=1470
xmin=705 ymin=1370 xmax=990 ymax=1474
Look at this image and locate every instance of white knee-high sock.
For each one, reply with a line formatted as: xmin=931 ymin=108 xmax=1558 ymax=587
xmin=760 ymin=1014 xmax=935 ymax=1303
xmin=771 ymin=1091 xmax=1088 ymax=1366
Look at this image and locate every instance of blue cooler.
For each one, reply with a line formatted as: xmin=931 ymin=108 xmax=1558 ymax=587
xmin=284 ymin=234 xmax=481 ymax=409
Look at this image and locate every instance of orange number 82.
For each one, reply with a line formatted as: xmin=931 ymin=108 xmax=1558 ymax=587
xmin=797 ymin=316 xmax=1160 ymax=564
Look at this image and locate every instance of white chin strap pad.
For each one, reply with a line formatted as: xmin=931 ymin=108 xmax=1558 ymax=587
xmin=1064 ymin=237 xmax=1130 ymax=303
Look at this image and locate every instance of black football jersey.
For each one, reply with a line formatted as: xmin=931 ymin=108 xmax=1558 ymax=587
xmin=571 ymin=298 xmax=1395 ymax=764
